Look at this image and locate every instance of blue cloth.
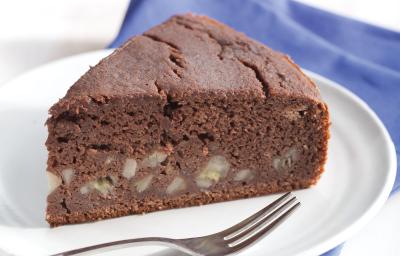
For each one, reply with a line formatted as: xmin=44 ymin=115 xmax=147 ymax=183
xmin=110 ymin=0 xmax=400 ymax=255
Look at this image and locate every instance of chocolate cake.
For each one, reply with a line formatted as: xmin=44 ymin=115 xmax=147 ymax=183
xmin=45 ymin=14 xmax=329 ymax=226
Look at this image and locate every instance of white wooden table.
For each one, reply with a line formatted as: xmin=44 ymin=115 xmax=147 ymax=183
xmin=0 ymin=1 xmax=399 ymax=255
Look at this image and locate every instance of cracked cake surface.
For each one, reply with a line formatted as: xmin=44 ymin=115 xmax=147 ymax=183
xmin=45 ymin=14 xmax=329 ymax=226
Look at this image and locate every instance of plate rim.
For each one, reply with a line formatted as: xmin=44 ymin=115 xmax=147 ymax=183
xmin=0 ymin=50 xmax=397 ymax=256
xmin=300 ymin=69 xmax=397 ymax=256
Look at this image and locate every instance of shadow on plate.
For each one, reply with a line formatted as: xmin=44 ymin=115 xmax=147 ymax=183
xmin=0 ymin=108 xmax=48 ymax=228
xmin=146 ymin=248 xmax=190 ymax=256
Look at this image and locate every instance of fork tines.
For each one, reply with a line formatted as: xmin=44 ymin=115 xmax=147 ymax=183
xmin=221 ymin=192 xmax=300 ymax=249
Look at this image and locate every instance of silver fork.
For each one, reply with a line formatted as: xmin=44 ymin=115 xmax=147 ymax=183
xmin=53 ymin=192 xmax=300 ymax=256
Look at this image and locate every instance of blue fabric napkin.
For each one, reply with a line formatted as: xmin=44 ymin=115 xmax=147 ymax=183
xmin=109 ymin=0 xmax=400 ymax=255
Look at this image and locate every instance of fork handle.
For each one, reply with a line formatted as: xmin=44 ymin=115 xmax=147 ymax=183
xmin=51 ymin=237 xmax=180 ymax=256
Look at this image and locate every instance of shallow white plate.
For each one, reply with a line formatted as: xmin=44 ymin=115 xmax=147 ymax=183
xmin=0 ymin=50 xmax=396 ymax=256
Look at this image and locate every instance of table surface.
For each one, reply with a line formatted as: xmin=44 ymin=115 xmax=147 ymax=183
xmin=0 ymin=0 xmax=399 ymax=255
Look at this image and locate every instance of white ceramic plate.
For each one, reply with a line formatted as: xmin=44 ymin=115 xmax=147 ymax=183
xmin=0 ymin=50 xmax=396 ymax=256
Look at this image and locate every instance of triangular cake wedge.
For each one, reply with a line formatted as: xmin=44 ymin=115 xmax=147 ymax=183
xmin=45 ymin=14 xmax=329 ymax=226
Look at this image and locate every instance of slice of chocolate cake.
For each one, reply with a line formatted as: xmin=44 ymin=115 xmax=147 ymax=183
xmin=45 ymin=14 xmax=329 ymax=226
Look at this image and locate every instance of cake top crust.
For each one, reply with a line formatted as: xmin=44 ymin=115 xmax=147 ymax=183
xmin=50 ymin=14 xmax=322 ymax=117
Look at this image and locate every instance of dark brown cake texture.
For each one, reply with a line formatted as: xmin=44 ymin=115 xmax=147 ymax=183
xmin=45 ymin=14 xmax=329 ymax=226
